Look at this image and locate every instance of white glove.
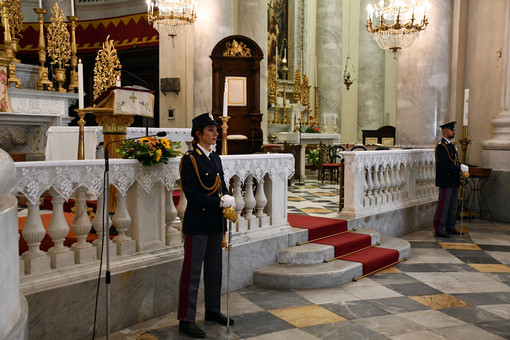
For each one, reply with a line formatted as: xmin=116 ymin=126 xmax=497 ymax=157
xmin=220 ymin=195 xmax=236 ymax=209
xmin=460 ymin=164 xmax=469 ymax=173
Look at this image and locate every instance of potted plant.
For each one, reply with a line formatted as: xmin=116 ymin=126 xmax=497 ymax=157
xmin=307 ymin=148 xmax=320 ymax=171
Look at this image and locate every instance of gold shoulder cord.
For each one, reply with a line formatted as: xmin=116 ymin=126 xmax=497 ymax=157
xmin=187 ymin=154 xmax=222 ymax=196
xmin=440 ymin=143 xmax=458 ymax=163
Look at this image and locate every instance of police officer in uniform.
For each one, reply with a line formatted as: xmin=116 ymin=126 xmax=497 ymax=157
xmin=177 ymin=113 xmax=236 ymax=338
xmin=433 ymin=121 xmax=469 ymax=238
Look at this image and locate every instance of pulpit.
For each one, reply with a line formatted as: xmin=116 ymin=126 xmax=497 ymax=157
xmin=210 ymin=35 xmax=264 ymax=154
xmin=77 ymin=87 xmax=155 ymax=159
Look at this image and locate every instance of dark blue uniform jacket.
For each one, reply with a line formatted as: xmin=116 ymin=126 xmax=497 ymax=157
xmin=435 ymin=138 xmax=461 ymax=188
xmin=180 ymin=146 xmax=229 ymax=234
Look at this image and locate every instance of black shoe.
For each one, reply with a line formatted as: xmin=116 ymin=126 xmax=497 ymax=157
xmin=435 ymin=232 xmax=450 ymax=238
xmin=447 ymin=229 xmax=462 ymax=235
xmin=179 ymin=321 xmax=206 ymax=338
xmin=204 ymin=311 xmax=235 ymax=326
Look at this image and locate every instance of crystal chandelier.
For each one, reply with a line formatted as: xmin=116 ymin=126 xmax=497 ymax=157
xmin=147 ymin=0 xmax=197 ymax=34
xmin=366 ymin=0 xmax=429 ymax=55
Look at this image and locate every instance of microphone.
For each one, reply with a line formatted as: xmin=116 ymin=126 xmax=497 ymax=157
xmin=104 ymin=131 xmax=167 ymax=171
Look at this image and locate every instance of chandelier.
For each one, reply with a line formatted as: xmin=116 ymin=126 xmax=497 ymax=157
xmin=366 ymin=0 xmax=429 ymax=55
xmin=147 ymin=0 xmax=197 ymax=34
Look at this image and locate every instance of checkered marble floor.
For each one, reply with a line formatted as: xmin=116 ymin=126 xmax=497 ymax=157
xmin=103 ymin=181 xmax=510 ymax=340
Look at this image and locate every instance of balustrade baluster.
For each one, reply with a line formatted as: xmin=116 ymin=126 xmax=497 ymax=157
xmin=383 ymin=166 xmax=391 ymax=203
xmin=233 ymin=176 xmax=247 ymax=233
xmin=47 ymin=189 xmax=74 ymax=268
xmin=363 ymin=168 xmax=369 ymax=207
xmin=165 ymin=189 xmax=181 ymax=246
xmin=254 ymin=175 xmax=269 ymax=228
xmin=20 ymin=201 xmax=51 ymax=274
xmin=71 ymin=187 xmax=96 ymax=263
xmin=243 ymin=174 xmax=258 ymax=229
xmin=373 ymin=165 xmax=382 ymax=204
xmin=393 ymin=164 xmax=402 ymax=200
xmin=113 ymin=192 xmax=135 ymax=254
xmin=366 ymin=166 xmax=374 ymax=206
xmin=389 ymin=165 xmax=397 ymax=201
xmin=91 ymin=192 xmax=114 ymax=260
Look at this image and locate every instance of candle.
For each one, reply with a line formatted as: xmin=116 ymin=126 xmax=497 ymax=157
xmin=78 ymin=59 xmax=84 ymax=109
xmin=223 ymin=79 xmax=228 ymax=117
xmin=283 ymin=48 xmax=286 ymax=59
xmin=116 ymin=75 xmax=121 ymax=87
xmin=314 ymin=55 xmax=318 ymax=86
xmin=146 ymin=0 xmax=150 ymax=12
xmin=463 ymin=89 xmax=469 ymax=126
xmin=39 ymin=0 xmax=42 ymax=8
xmin=275 ymin=45 xmax=278 ymax=80
xmin=71 ymin=0 xmax=74 ymax=16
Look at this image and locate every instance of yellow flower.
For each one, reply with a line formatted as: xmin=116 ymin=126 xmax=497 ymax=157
xmin=160 ymin=138 xmax=171 ymax=149
xmin=155 ymin=149 xmax=162 ymax=162
xmin=139 ymin=137 xmax=151 ymax=143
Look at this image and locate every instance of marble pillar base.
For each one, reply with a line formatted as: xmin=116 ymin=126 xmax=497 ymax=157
xmin=48 ymin=250 xmax=74 ymax=269
xmin=258 ymin=215 xmax=270 ymax=228
xmin=165 ymin=228 xmax=181 ymax=247
xmin=20 ymin=253 xmax=51 ymax=275
xmin=92 ymin=240 xmax=118 ymax=260
xmin=481 ymin=149 xmax=510 ymax=171
xmin=115 ymin=239 xmax=136 ymax=256
xmin=247 ymin=217 xmax=260 ymax=230
xmin=72 ymin=246 xmax=97 ymax=264
xmin=236 ymin=218 xmax=248 ymax=233
xmin=5 ymin=294 xmax=28 ymax=340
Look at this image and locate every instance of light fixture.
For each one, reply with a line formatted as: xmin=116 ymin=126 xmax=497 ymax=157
xmin=366 ymin=0 xmax=429 ymax=55
xmin=147 ymin=0 xmax=197 ymax=35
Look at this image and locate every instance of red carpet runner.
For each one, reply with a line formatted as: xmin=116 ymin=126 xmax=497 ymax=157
xmin=288 ymin=214 xmax=399 ymax=275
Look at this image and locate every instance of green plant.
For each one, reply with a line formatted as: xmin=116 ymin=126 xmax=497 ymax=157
xmin=307 ymin=148 xmax=320 ymax=167
xmin=116 ymin=136 xmax=181 ymax=166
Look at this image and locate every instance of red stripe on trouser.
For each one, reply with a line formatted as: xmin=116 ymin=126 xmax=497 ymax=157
xmin=434 ymin=188 xmax=447 ymax=233
xmin=178 ymin=234 xmax=193 ymax=320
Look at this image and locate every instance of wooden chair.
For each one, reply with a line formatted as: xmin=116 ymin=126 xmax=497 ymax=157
xmin=320 ymin=145 xmax=344 ymax=183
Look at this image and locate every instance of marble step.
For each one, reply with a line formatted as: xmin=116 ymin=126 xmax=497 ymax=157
xmin=253 ymin=235 xmax=410 ymax=289
xmin=277 ymin=228 xmax=380 ymax=265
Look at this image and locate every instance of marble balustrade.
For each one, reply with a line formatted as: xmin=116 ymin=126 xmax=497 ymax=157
xmin=14 ymin=154 xmax=295 ymax=284
xmin=341 ymin=149 xmax=437 ymax=218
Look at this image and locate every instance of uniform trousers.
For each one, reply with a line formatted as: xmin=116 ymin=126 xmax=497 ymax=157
xmin=433 ymin=187 xmax=458 ymax=234
xmin=178 ymin=232 xmax=222 ymax=322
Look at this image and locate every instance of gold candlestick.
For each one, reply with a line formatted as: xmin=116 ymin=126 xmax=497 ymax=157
xmin=68 ymin=16 xmax=79 ymax=92
xmin=76 ymin=109 xmax=86 ymax=160
xmin=458 ymin=126 xmax=471 ymax=165
xmin=314 ymin=86 xmax=319 ymax=127
xmin=268 ymin=64 xmax=277 ymax=124
xmin=34 ymin=8 xmax=54 ymax=91
xmin=1 ymin=2 xmax=13 ymax=61
xmin=272 ymin=78 xmax=280 ymax=124
xmin=280 ymin=60 xmax=289 ymax=125
xmin=220 ymin=116 xmax=230 ymax=155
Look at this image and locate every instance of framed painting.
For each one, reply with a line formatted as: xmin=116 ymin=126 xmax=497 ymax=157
xmin=267 ymin=0 xmax=288 ymax=69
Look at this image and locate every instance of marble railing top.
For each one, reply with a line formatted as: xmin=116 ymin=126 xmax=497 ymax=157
xmin=341 ymin=149 xmax=435 ymax=173
xmin=14 ymin=154 xmax=295 ymax=205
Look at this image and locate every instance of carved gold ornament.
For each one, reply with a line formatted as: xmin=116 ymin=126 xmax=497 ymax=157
xmin=47 ymin=3 xmax=71 ymax=69
xmin=223 ymin=39 xmax=252 ymax=57
xmin=93 ymin=35 xmax=122 ymax=99
xmin=6 ymin=0 xmax=23 ymax=39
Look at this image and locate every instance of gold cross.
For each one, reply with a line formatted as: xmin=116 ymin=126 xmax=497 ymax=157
xmin=129 ymin=92 xmax=137 ymax=103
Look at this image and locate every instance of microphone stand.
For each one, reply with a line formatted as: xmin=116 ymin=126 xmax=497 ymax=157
xmin=296 ymin=118 xmax=305 ymax=186
xmin=96 ymin=131 xmax=167 ymax=340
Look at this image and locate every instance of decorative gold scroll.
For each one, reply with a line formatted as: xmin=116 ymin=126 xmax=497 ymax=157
xmin=93 ymin=35 xmax=122 ymax=99
xmin=223 ymin=39 xmax=252 ymax=57
xmin=47 ymin=3 xmax=71 ymax=69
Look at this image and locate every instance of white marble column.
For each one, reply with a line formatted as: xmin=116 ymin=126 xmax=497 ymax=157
xmin=482 ymin=0 xmax=510 ymax=170
xmin=358 ymin=0 xmax=385 ymax=134
xmin=0 ymin=149 xmax=28 ymax=339
xmin=316 ymin=0 xmax=342 ymax=125
xmin=193 ymin=0 xmax=235 ymax=114
xmin=238 ymin=0 xmax=267 ymax=138
xmin=396 ymin=1 xmax=452 ymax=146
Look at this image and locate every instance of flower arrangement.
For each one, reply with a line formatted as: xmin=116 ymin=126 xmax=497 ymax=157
xmin=307 ymin=148 xmax=320 ymax=167
xmin=116 ymin=136 xmax=181 ymax=166
xmin=303 ymin=122 xmax=321 ymax=133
